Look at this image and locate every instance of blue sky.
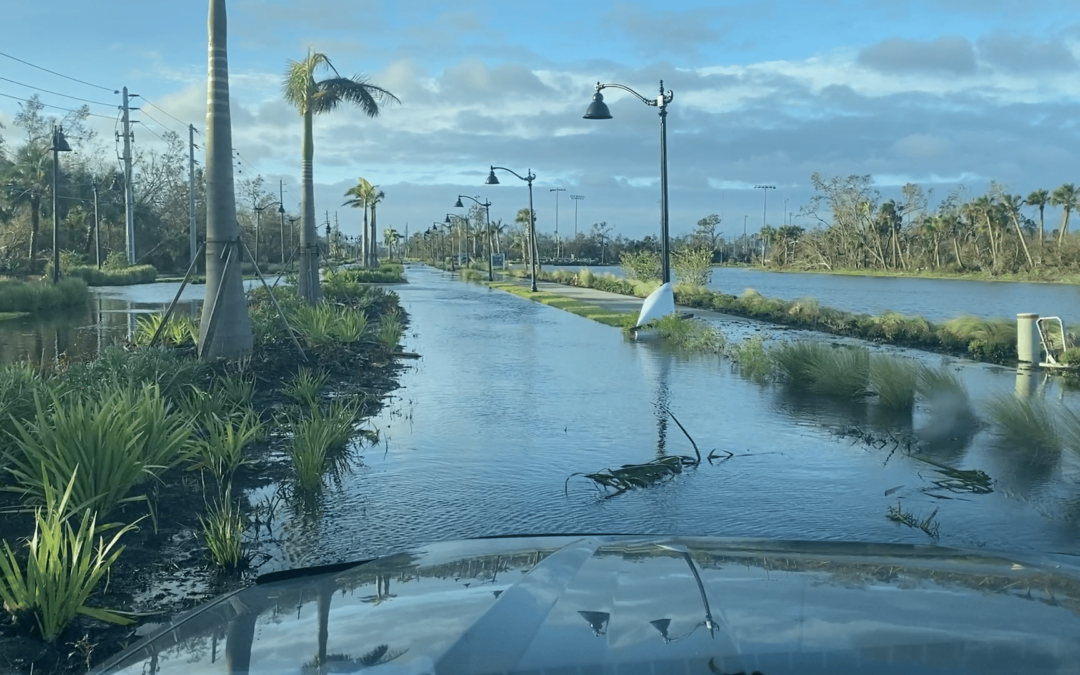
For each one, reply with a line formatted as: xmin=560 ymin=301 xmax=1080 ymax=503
xmin=2 ymin=0 xmax=1079 ymax=242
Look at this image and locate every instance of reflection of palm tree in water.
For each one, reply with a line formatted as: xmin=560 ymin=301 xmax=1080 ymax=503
xmin=301 ymin=579 xmax=407 ymax=674
xmin=654 ymin=355 xmax=671 ymax=457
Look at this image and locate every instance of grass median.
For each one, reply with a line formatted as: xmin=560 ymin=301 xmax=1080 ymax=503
xmin=486 ymin=281 xmax=635 ymax=328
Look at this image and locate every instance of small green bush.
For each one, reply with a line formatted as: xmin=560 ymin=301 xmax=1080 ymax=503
xmin=0 ymin=278 xmax=89 ymax=313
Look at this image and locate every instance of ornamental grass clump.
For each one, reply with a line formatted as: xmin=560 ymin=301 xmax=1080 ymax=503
xmin=577 ymin=267 xmax=595 ymax=287
xmin=985 ymin=393 xmax=1062 ymax=456
xmin=291 ymin=304 xmax=338 ymax=348
xmin=199 ymin=487 xmax=246 ymax=571
xmin=0 ymin=470 xmax=140 ymax=641
xmin=214 ymin=373 xmax=256 ymax=410
xmin=133 ymin=313 xmax=198 ymax=348
xmin=939 ymin=316 xmax=1016 ymax=361
xmin=56 ymin=346 xmax=209 ymax=403
xmin=728 ymin=337 xmax=772 ymax=382
xmin=377 ymin=309 xmax=404 ymax=352
xmin=649 ymin=315 xmax=725 ymax=353
xmin=288 ymin=413 xmax=341 ymax=492
xmin=773 ymin=342 xmax=870 ymax=399
xmin=284 ymin=367 xmax=329 ymax=409
xmin=868 ymin=355 xmax=919 ymax=411
xmin=191 ymin=409 xmax=266 ymax=483
xmin=333 ymin=309 xmax=370 ymax=343
xmin=5 ymin=384 xmax=193 ymax=519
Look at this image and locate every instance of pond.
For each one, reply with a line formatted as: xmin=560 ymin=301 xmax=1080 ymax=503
xmin=252 ymin=266 xmax=1080 ymax=572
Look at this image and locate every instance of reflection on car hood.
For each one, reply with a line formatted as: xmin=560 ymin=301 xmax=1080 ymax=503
xmin=92 ymin=536 xmax=1080 ymax=674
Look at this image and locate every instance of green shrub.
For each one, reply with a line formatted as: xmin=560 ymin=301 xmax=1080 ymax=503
xmin=5 ymin=385 xmax=194 ymax=519
xmin=377 ymin=309 xmax=404 ymax=352
xmin=620 ymin=250 xmax=662 ymax=281
xmin=729 ymin=337 xmax=772 ymax=382
xmin=0 ymin=278 xmax=89 ymax=313
xmin=133 ymin=313 xmax=198 ymax=348
xmin=0 ymin=471 xmax=140 ymax=641
xmin=65 ymin=265 xmax=156 ymax=286
xmin=649 ymin=315 xmax=725 ymax=353
xmin=671 ymin=245 xmax=714 ymax=287
xmin=191 ymin=409 xmax=265 ymax=482
xmin=773 ymin=342 xmax=870 ymax=399
xmin=578 ymin=268 xmax=595 ymax=287
xmin=56 ymin=346 xmax=209 ymax=403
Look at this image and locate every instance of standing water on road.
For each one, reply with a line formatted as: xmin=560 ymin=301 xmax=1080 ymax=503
xmin=260 ymin=266 xmax=1080 ymax=571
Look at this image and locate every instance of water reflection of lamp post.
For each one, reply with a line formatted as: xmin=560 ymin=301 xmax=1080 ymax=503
xmin=456 ymin=195 xmax=493 ymax=281
xmin=50 ymin=125 xmax=72 ymax=283
xmin=578 ymin=611 xmax=610 ymax=637
xmin=583 ymin=81 xmax=673 ymax=284
xmin=649 ymin=548 xmax=718 ymax=643
xmin=486 ymin=166 xmax=538 ymax=292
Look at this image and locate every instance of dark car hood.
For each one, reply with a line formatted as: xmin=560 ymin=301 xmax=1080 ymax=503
xmin=93 ymin=536 xmax=1080 ymax=674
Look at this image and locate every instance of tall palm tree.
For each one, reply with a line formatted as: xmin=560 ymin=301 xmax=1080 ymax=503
xmin=383 ymin=227 xmax=400 ymax=261
xmin=1 ymin=146 xmax=49 ymax=265
xmin=1026 ymin=188 xmax=1050 ymax=249
xmin=489 ymin=218 xmax=506 ymax=254
xmin=199 ymin=0 xmax=252 ymax=359
xmin=283 ymin=52 xmax=398 ymax=301
xmin=1050 ymin=184 xmax=1080 ymax=246
xmin=343 ymin=177 xmax=374 ymax=265
xmin=367 ymin=188 xmax=384 ymax=267
xmin=1000 ymin=193 xmax=1034 ymax=268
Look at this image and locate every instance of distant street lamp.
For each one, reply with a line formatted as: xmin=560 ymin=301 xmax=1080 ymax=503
xmin=570 ymin=194 xmax=584 ymax=252
xmin=550 ymin=187 xmax=566 ymax=259
xmin=456 ymin=195 xmax=493 ymax=281
xmin=486 ymin=166 xmax=538 ymax=292
xmin=50 ymin=125 xmax=72 ymax=283
xmin=584 ymin=80 xmax=674 ymax=284
xmin=754 ymin=185 xmax=776 ymax=230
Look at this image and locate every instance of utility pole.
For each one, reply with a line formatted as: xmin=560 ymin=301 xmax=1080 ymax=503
xmin=550 ymin=187 xmax=566 ymax=259
xmin=188 ymin=124 xmax=197 ymax=269
xmin=253 ymin=194 xmax=261 ymax=263
xmin=279 ymin=180 xmax=286 ymax=264
xmin=334 ymin=211 xmax=339 ymax=259
xmin=92 ymin=179 xmax=101 ymax=269
xmin=743 ymin=215 xmax=748 ymax=257
xmin=121 ymin=87 xmax=136 ymax=264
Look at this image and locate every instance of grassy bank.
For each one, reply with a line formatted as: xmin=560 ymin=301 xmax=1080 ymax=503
xmin=756 ymin=264 xmax=1080 ymax=286
xmin=486 ymin=281 xmax=634 ymax=328
xmin=517 ymin=268 xmax=1023 ymax=365
xmin=0 ymin=278 xmax=89 ymax=313
xmin=65 ymin=264 xmax=157 ymax=286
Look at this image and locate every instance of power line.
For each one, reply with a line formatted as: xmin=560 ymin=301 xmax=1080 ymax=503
xmin=140 ymin=98 xmax=198 ymax=133
xmin=139 ymin=109 xmax=184 ymax=138
xmin=0 ymin=76 xmax=115 ymax=108
xmin=0 ymin=91 xmax=114 ymax=119
xmin=0 ymin=50 xmax=116 ymax=93
xmin=134 ymin=121 xmax=168 ymax=144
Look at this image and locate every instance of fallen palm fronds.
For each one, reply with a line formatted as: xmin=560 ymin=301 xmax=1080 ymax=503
xmin=566 ymin=456 xmax=686 ymax=498
xmin=910 ymin=455 xmax=993 ymax=494
xmin=886 ymin=501 xmax=940 ymax=539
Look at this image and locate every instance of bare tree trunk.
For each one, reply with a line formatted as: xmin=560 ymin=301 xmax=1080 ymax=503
xmin=199 ymin=0 xmax=253 ymax=359
xmin=28 ymin=198 xmax=40 ymax=263
xmin=370 ymin=204 xmax=379 ymax=267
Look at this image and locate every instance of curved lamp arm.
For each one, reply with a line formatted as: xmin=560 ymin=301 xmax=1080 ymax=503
xmin=491 ymin=165 xmax=535 ymax=185
xmin=595 ymin=81 xmax=674 ymax=108
xmin=457 ymin=194 xmax=492 ymax=208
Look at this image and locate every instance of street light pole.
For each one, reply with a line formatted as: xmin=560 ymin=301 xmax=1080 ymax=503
xmin=754 ymin=185 xmax=776 ymax=230
xmin=279 ymin=180 xmax=287 ymax=264
xmin=550 ymin=187 xmax=566 ymax=259
xmin=486 ymin=166 xmax=538 ymax=292
xmin=50 ymin=125 xmax=72 ymax=284
xmin=570 ymin=194 xmax=584 ymax=256
xmin=91 ymin=179 xmax=101 ymax=269
xmin=583 ymin=80 xmax=674 ymax=284
xmin=456 ymin=195 xmax=494 ymax=281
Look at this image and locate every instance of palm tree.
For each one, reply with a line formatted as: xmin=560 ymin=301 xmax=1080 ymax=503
xmin=1000 ymin=193 xmax=1034 ymax=268
xmin=1050 ymin=184 xmax=1080 ymax=246
xmin=283 ymin=52 xmax=398 ymax=301
xmin=1026 ymin=188 xmax=1050 ymax=249
xmin=343 ymin=177 xmax=375 ymax=265
xmin=367 ymin=187 xmax=384 ymax=267
xmin=1 ymin=144 xmax=50 ymax=265
xmin=489 ymin=218 xmax=507 ymax=254
xmin=383 ymin=227 xmax=401 ymax=261
xmin=199 ymin=0 xmax=253 ymax=359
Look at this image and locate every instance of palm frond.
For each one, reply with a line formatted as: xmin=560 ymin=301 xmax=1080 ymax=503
xmin=311 ymin=77 xmax=400 ymax=116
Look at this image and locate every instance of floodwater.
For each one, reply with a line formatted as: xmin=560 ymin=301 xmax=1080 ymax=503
xmin=554 ymin=264 xmax=1080 ymax=323
xmin=256 ymin=266 xmax=1080 ymax=571
xmin=3 ymin=268 xmax=1079 ymax=572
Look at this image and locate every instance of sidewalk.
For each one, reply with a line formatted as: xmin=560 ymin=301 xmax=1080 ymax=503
xmin=494 ymin=276 xmax=761 ymax=328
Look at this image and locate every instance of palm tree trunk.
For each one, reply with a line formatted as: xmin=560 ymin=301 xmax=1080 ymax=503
xmin=370 ymin=204 xmax=379 ymax=267
xmin=1039 ymin=207 xmax=1045 ymax=248
xmin=1010 ymin=214 xmax=1034 ymax=268
xmin=298 ymin=109 xmax=320 ymax=302
xmin=199 ymin=0 xmax=253 ymax=359
xmin=1059 ymin=209 xmax=1071 ymax=246
xmin=952 ymin=237 xmax=964 ymax=269
xmin=28 ymin=197 xmax=40 ymax=263
xmin=362 ymin=207 xmax=369 ymax=267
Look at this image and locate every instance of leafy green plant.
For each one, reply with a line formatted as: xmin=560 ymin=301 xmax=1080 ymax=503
xmin=5 ymin=385 xmax=194 ymax=519
xmin=772 ymin=342 xmax=870 ymax=399
xmin=288 ymin=414 xmax=341 ymax=492
xmin=671 ymin=245 xmax=714 ymax=287
xmin=214 ymin=373 xmax=256 ymax=410
xmin=0 ymin=278 xmax=89 ymax=313
xmin=191 ymin=410 xmax=265 ymax=482
xmin=646 ymin=315 xmax=725 ymax=353
xmin=729 ymin=337 xmax=772 ymax=382
xmin=199 ymin=487 xmax=246 ymax=571
xmin=284 ymin=367 xmax=329 ymax=409
xmin=332 ymin=309 xmax=369 ymax=343
xmin=56 ymin=346 xmax=209 ymax=403
xmin=577 ymin=268 xmax=595 ymax=287
xmin=377 ymin=309 xmax=404 ymax=352
xmin=619 ymin=250 xmax=662 ymax=281
xmin=0 ymin=470 xmax=140 ymax=641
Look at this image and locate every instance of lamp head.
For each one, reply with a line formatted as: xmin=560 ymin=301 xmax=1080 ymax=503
xmin=53 ymin=127 xmax=72 ymax=152
xmin=583 ymin=89 xmax=612 ymax=120
xmin=485 ymin=168 xmax=500 ymax=185
xmin=454 ymin=197 xmax=464 ymax=208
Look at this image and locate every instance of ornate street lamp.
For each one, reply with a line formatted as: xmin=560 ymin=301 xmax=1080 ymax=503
xmin=486 ymin=166 xmax=537 ymax=292
xmin=456 ymin=195 xmax=493 ymax=281
xmin=584 ymin=81 xmax=675 ymax=326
